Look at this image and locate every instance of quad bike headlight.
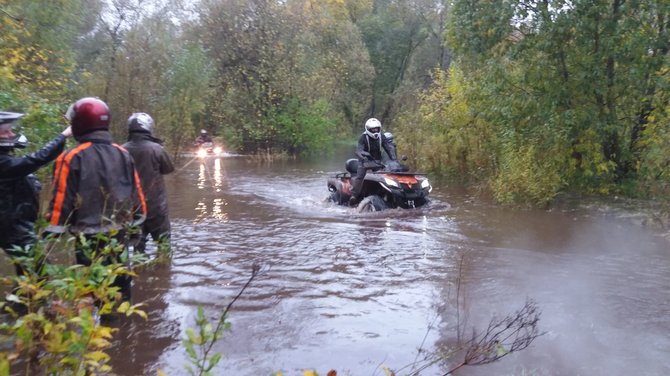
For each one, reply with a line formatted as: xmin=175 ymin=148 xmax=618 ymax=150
xmin=197 ymin=148 xmax=207 ymax=158
xmin=214 ymin=146 xmax=223 ymax=154
xmin=383 ymin=177 xmax=399 ymax=188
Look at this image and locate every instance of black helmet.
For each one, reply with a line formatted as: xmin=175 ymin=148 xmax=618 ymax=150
xmin=128 ymin=112 xmax=155 ymax=134
xmin=0 ymin=111 xmax=27 ymax=151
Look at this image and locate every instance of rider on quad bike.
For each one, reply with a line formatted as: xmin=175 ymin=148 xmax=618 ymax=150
xmin=349 ymin=118 xmax=397 ymax=206
xmin=194 ymin=129 xmax=212 ymax=146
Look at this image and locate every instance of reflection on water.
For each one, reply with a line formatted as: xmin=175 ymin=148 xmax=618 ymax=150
xmin=106 ymin=263 xmax=179 ymax=376
xmin=195 ymin=158 xmax=228 ymax=223
xmin=214 ymin=158 xmax=223 ymax=191
xmin=106 ymin=156 xmax=670 ymax=376
xmin=197 ymin=162 xmax=205 ymax=190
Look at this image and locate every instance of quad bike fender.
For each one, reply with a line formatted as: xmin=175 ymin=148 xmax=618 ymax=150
xmin=327 ymin=177 xmax=352 ymax=195
xmin=327 ymin=176 xmax=352 ymax=205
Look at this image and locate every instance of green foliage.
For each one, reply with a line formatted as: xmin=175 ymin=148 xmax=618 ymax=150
xmin=446 ymin=0 xmax=515 ymax=59
xmin=396 ymin=67 xmax=496 ymax=180
xmin=423 ymin=0 xmax=670 ymax=205
xmin=568 ymin=128 xmax=618 ymax=194
xmin=0 ymin=90 xmax=69 ymax=183
xmin=271 ymin=98 xmax=336 ymax=156
xmin=491 ymin=143 xmax=564 ymax=207
xmin=0 ymin=231 xmax=146 ymax=375
xmin=636 ymin=66 xmax=670 ymax=197
xmin=183 ymin=307 xmax=228 ymax=376
xmin=0 ymin=0 xmax=83 ymax=96
xmin=0 ymin=75 xmax=66 ymax=144
xmin=158 ymin=43 xmax=214 ymax=154
xmin=357 ymin=0 xmax=448 ymax=122
xmin=194 ymin=0 xmax=375 ymax=154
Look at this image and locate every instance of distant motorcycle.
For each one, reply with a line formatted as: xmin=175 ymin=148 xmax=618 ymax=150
xmin=327 ymin=157 xmax=432 ymax=212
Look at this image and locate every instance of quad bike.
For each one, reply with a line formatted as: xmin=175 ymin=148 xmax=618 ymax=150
xmin=196 ymin=142 xmax=223 ymax=158
xmin=327 ymin=158 xmax=432 ymax=212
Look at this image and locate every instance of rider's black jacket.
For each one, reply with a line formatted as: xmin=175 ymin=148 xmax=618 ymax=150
xmin=195 ymin=135 xmax=212 ymax=145
xmin=355 ymin=132 xmax=397 ymax=162
xmin=46 ymin=130 xmax=146 ymax=235
xmin=0 ymin=134 xmax=66 ymax=251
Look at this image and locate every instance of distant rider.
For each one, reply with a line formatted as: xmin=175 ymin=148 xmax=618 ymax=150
xmin=194 ymin=129 xmax=212 ymax=146
xmin=349 ymin=118 xmax=397 ymax=206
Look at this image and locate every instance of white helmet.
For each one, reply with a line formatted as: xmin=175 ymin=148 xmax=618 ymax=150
xmin=365 ymin=118 xmax=382 ymax=139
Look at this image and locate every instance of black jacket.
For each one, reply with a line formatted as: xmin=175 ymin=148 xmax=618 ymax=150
xmin=46 ymin=130 xmax=146 ymax=235
xmin=355 ymin=132 xmax=397 ymax=161
xmin=122 ymin=132 xmax=174 ymax=221
xmin=0 ymin=134 xmax=66 ymax=249
xmin=195 ymin=135 xmax=212 ymax=145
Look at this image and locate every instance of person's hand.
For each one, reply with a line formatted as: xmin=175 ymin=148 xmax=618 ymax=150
xmin=61 ymin=125 xmax=73 ymax=138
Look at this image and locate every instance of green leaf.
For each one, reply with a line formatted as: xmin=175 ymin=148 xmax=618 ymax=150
xmin=207 ymin=352 xmax=222 ymax=369
xmin=117 ymin=301 xmax=131 ymax=314
xmin=496 ymin=342 xmax=507 ymax=357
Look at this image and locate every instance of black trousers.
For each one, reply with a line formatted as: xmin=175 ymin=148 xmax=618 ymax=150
xmin=1 ymin=219 xmax=38 ymax=276
xmin=350 ymin=165 xmax=368 ymax=199
xmin=135 ymin=216 xmax=171 ymax=254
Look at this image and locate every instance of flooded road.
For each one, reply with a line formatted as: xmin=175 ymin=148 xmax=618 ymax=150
xmin=109 ymin=153 xmax=670 ymax=376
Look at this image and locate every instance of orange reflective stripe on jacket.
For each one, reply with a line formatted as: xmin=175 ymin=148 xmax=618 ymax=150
xmin=133 ymin=168 xmax=148 ymax=216
xmin=49 ymin=142 xmax=93 ymax=225
xmin=51 ymin=153 xmax=64 ymax=190
xmin=113 ymin=143 xmax=147 ymax=216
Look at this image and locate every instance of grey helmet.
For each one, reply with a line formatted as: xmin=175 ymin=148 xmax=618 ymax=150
xmin=0 ymin=111 xmax=24 ymax=126
xmin=0 ymin=111 xmax=27 ymax=151
xmin=127 ymin=112 xmax=155 ymax=134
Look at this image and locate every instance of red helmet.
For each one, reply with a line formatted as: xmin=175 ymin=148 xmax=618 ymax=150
xmin=66 ymin=97 xmax=110 ymax=137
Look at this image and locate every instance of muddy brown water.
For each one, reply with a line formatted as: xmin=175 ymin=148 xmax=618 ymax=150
xmin=9 ymin=152 xmax=669 ymax=375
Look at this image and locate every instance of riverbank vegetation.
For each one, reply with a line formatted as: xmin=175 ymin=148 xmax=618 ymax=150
xmin=397 ymin=1 xmax=670 ymax=206
xmin=1 ymin=0 xmax=668 ymax=207
xmin=0 ymin=231 xmax=146 ymax=375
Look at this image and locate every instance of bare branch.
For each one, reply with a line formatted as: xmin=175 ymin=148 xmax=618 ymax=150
xmin=1 ymin=7 xmax=22 ymax=22
xmin=200 ymin=263 xmax=265 ymax=364
xmin=445 ymin=298 xmax=544 ymax=375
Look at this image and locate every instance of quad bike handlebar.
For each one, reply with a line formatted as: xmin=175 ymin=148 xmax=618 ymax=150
xmin=363 ymin=159 xmax=409 ymax=173
xmin=361 ymin=159 xmax=384 ymax=169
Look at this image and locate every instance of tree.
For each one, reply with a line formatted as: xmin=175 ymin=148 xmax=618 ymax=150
xmin=0 ymin=0 xmax=98 ymax=156
xmin=192 ymin=0 xmax=375 ymax=154
xmin=434 ymin=0 xmax=670 ymax=204
xmin=358 ymin=0 xmax=450 ymax=125
xmin=158 ymin=43 xmax=214 ymax=157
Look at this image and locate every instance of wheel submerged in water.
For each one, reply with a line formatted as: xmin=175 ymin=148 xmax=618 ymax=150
xmin=357 ymin=195 xmax=387 ymax=212
xmin=327 ymin=191 xmax=345 ymax=205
